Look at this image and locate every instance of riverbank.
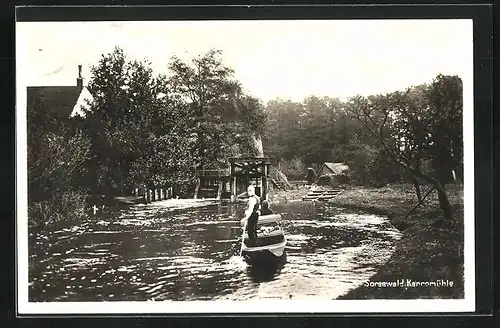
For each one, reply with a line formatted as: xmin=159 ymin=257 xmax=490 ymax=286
xmin=330 ymin=183 xmax=464 ymax=299
xmin=268 ymin=185 xmax=310 ymax=204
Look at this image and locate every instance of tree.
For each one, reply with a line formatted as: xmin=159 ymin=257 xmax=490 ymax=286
xmin=84 ymin=47 xmax=165 ymax=195
xmin=262 ymin=99 xmax=304 ymax=161
xmin=425 ymin=74 xmax=463 ymax=183
xmin=345 ymin=74 xmax=463 ymax=222
xmin=168 ymin=49 xmax=266 ymax=168
xmin=27 ymin=89 xmax=91 ymax=201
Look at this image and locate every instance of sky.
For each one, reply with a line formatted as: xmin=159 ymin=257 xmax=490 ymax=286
xmin=16 ymin=19 xmax=473 ymax=103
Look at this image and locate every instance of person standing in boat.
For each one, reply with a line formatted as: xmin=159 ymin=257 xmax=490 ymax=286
xmin=242 ymin=185 xmax=261 ymax=245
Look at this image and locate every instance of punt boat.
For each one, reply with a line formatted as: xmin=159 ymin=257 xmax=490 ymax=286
xmin=240 ymin=214 xmax=287 ymax=264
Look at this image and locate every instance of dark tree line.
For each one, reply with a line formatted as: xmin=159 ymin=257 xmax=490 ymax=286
xmin=262 ymin=74 xmax=463 ymax=221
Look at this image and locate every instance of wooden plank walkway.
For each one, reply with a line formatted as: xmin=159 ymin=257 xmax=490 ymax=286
xmin=302 ymin=188 xmax=343 ymax=201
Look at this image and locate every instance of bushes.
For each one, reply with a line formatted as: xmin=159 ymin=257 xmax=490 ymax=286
xmin=277 ymin=156 xmax=307 ymax=181
xmin=28 ymin=190 xmax=88 ymax=228
xmin=28 ymin=110 xmax=91 ymax=227
xmin=330 ymin=143 xmax=406 ymax=187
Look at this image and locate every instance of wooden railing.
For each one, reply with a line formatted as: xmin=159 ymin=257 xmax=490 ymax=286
xmin=196 ymin=169 xmax=230 ymax=177
xmin=133 ymin=186 xmax=174 ymax=203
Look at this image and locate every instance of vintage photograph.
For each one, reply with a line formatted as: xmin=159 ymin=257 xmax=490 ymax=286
xmin=16 ymin=19 xmax=474 ymax=313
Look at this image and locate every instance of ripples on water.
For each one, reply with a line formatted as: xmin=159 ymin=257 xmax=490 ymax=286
xmin=28 ymin=199 xmax=402 ymax=302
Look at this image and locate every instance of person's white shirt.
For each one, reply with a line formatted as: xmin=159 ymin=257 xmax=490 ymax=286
xmin=241 ymin=186 xmax=260 ymax=226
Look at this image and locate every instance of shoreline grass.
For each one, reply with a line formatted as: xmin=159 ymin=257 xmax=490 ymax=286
xmin=330 ymin=183 xmax=464 ymax=299
xmin=267 ymin=184 xmax=311 ymax=205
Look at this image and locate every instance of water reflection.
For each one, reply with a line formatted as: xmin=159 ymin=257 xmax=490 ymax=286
xmin=246 ymin=253 xmax=287 ymax=283
xmin=28 ymin=199 xmax=401 ymax=302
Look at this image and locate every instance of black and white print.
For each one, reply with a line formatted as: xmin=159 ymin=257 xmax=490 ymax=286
xmin=16 ymin=19 xmax=474 ymax=314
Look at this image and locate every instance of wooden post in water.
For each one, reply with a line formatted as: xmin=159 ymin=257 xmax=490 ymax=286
xmin=217 ymin=178 xmax=223 ymax=200
xmin=194 ymin=178 xmax=200 ymax=199
xmin=231 ymin=176 xmax=237 ymax=202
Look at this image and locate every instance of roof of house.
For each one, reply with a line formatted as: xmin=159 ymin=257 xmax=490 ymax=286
xmin=27 ymin=86 xmax=84 ymax=118
xmin=321 ymin=162 xmax=350 ymax=174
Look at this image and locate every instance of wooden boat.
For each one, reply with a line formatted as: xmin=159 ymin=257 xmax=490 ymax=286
xmin=113 ymin=196 xmax=145 ymax=205
xmin=240 ymin=214 xmax=287 ymax=264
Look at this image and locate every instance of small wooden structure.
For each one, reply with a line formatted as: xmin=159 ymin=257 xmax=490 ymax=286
xmin=135 ymin=186 xmax=174 ymax=203
xmin=318 ymin=162 xmax=350 ymax=176
xmin=194 ymin=169 xmax=231 ymax=200
xmin=302 ymin=188 xmax=342 ymax=201
xmin=228 ymin=157 xmax=271 ymax=201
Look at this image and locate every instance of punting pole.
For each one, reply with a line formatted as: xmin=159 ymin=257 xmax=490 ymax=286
xmin=240 ymin=219 xmax=248 ymax=257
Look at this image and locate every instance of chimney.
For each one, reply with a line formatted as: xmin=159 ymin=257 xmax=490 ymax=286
xmin=77 ymin=64 xmax=83 ymax=88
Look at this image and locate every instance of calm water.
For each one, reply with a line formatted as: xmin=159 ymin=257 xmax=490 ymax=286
xmin=28 ymin=199 xmax=402 ymax=302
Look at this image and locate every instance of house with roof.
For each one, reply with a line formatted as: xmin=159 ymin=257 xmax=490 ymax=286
xmin=27 ymin=65 xmax=93 ymax=120
xmin=318 ymin=162 xmax=350 ymax=176
xmin=316 ymin=162 xmax=351 ymax=187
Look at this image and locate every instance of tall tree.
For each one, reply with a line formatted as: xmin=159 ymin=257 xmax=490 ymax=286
xmin=345 ymin=74 xmax=463 ymax=222
xmin=84 ymin=47 xmax=161 ymax=195
xmin=262 ymin=99 xmax=303 ymax=161
xmin=425 ymin=74 xmax=463 ymax=183
xmin=168 ymin=49 xmax=265 ymax=168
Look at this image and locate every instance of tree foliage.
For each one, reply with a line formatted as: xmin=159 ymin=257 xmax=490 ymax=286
xmin=27 ymin=82 xmax=91 ymax=227
xmin=344 ymin=74 xmax=463 ymax=221
xmin=27 ymin=94 xmax=91 ymax=202
xmin=262 ymin=74 xmax=463 ymax=199
xmin=168 ymin=49 xmax=267 ymax=169
xmin=72 ymin=47 xmax=268 ymax=197
xmin=28 ymin=42 xmax=463 ymax=221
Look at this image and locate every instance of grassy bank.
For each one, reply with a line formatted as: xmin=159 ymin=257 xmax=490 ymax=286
xmin=331 ymin=183 xmax=464 ymax=299
xmin=267 ymin=184 xmax=310 ymax=204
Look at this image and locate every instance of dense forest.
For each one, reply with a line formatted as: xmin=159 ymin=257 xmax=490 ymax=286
xmin=27 ymin=47 xmax=463 ymax=226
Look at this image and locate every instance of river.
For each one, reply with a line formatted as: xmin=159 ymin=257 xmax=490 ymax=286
xmin=28 ymin=199 xmax=402 ymax=302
